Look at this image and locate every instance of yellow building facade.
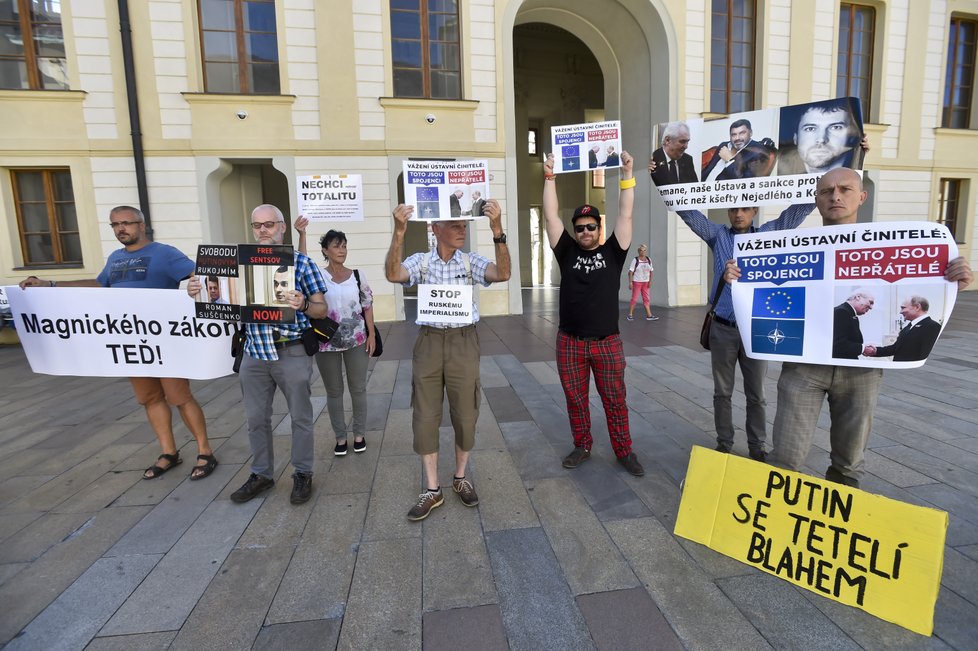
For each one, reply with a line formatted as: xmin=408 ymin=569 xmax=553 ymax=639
xmin=2 ymin=0 xmax=976 ymax=323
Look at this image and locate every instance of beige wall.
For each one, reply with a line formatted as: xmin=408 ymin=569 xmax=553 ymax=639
xmin=2 ymin=0 xmax=976 ymax=316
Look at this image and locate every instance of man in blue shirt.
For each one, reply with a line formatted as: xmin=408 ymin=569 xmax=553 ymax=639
xmin=20 ymin=205 xmax=218 ymax=481
xmin=189 ymin=204 xmax=328 ymax=505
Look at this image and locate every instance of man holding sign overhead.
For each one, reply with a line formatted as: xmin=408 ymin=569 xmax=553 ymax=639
xmin=542 ymin=150 xmax=645 ymax=477
xmin=385 ymin=199 xmax=510 ymax=521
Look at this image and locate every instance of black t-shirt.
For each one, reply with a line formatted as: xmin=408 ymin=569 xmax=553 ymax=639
xmin=553 ymin=231 xmax=628 ymax=337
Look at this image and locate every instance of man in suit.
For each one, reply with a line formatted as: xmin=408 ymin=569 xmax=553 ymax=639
xmin=778 ymin=99 xmax=862 ymax=176
xmin=832 ymin=290 xmax=875 ymax=359
xmin=449 ymin=188 xmax=464 ymax=218
xmin=588 ymin=145 xmax=601 ymax=169
xmin=864 ymin=296 xmax=942 ymax=361
xmin=603 ymin=146 xmax=620 ymax=167
xmin=650 ymin=121 xmax=698 ymax=186
xmin=703 ymin=119 xmax=775 ymax=181
xmin=470 ymin=190 xmax=486 ymax=217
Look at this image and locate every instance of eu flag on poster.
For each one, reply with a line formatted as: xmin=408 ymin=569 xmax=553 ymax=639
xmin=417 ymin=187 xmax=439 ymax=202
xmin=752 ymin=287 xmax=805 ymax=319
xmin=751 ymin=319 xmax=805 ymax=355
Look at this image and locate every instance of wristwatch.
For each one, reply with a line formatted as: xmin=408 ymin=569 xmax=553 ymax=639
xmin=492 ymin=233 xmax=507 ymax=244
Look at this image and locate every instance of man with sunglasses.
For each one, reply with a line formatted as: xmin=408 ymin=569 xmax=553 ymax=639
xmin=542 ymin=150 xmax=644 ymax=477
xmin=20 ymin=205 xmax=218 ymax=482
xmin=188 ymin=204 xmax=328 ymax=505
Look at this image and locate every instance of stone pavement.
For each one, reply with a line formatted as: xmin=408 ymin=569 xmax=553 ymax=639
xmin=1 ymin=289 xmax=976 ymax=650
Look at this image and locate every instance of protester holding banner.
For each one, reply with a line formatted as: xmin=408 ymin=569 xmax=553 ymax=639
xmin=542 ymin=150 xmax=645 ymax=477
xmin=189 ymin=204 xmax=328 ymax=505
xmin=385 ymin=199 xmax=510 ymax=521
xmin=19 ymin=205 xmax=218 ymax=481
xmin=724 ymin=168 xmax=974 ymax=487
xmin=294 ymin=217 xmax=374 ymax=456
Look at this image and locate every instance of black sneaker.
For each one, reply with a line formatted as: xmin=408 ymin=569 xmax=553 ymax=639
xmin=562 ymin=446 xmax=591 ymax=469
xmin=290 ymin=471 xmax=313 ymax=504
xmin=230 ymin=473 xmax=274 ymax=503
xmin=353 ymin=437 xmax=366 ymax=453
xmin=617 ymin=452 xmax=645 ymax=477
xmin=749 ymin=449 xmax=768 ymax=462
xmin=334 ymin=441 xmax=348 ymax=456
xmin=715 ymin=444 xmax=732 ymax=453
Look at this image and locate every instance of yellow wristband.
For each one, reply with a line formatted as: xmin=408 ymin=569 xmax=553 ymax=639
xmin=619 ymin=177 xmax=636 ymax=190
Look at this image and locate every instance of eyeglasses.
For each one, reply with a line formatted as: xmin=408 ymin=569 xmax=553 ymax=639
xmin=574 ymin=223 xmax=599 ymax=233
xmin=251 ymin=220 xmax=283 ymax=230
xmin=109 ymin=220 xmax=141 ymax=229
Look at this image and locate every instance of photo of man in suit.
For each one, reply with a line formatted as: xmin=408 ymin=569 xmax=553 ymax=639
xmin=833 ymin=290 xmax=875 ymax=359
xmin=470 ymin=190 xmax=486 ymax=217
xmin=588 ymin=145 xmax=601 ymax=169
xmin=449 ymin=188 xmax=464 ymax=218
xmin=649 ymin=121 xmax=698 ymax=186
xmin=864 ymin=295 xmax=942 ymax=361
xmin=702 ymin=119 xmax=777 ymax=181
xmin=778 ymin=98 xmax=864 ymax=176
xmin=603 ymin=145 xmax=620 ymax=167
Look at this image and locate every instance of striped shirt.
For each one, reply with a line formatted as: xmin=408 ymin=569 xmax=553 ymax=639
xmin=244 ymin=251 xmax=327 ymax=361
xmin=678 ymin=203 xmax=815 ymax=322
xmin=402 ymin=249 xmax=491 ymax=327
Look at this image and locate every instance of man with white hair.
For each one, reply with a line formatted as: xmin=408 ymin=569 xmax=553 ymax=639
xmin=650 ymin=121 xmax=698 ymax=185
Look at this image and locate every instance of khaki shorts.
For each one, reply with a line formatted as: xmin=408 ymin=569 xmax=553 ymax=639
xmin=129 ymin=376 xmax=194 ymax=407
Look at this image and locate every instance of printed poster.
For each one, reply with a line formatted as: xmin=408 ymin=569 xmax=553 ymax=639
xmin=194 ymin=244 xmax=297 ymax=324
xmin=675 ymin=447 xmax=947 ymax=636
xmin=651 ymin=97 xmax=865 ymax=211
xmin=402 ymin=160 xmax=490 ymax=221
xmin=550 ymin=120 xmax=622 ymax=174
xmin=729 ymin=222 xmax=958 ymax=368
xmin=296 ymin=174 xmax=363 ymax=222
xmin=6 ymin=287 xmax=235 ymax=379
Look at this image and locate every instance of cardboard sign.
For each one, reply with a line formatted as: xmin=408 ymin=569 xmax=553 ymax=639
xmin=6 ymin=286 xmax=235 ymax=379
xmin=194 ymin=244 xmax=297 ymax=324
xmin=675 ymin=447 xmax=947 ymax=636
xmin=416 ymin=284 xmax=474 ymax=325
xmin=296 ymin=174 xmax=363 ymax=222
xmin=730 ymin=222 xmax=958 ymax=368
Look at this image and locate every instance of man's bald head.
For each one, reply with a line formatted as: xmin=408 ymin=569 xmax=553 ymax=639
xmin=815 ymin=168 xmax=867 ymax=225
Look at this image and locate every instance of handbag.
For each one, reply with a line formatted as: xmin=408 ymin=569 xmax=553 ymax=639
xmin=354 ymin=269 xmax=382 ymax=357
xmin=231 ymin=325 xmax=246 ymax=373
xmin=700 ymin=280 xmax=726 ymax=351
xmin=302 ymin=315 xmax=340 ymax=355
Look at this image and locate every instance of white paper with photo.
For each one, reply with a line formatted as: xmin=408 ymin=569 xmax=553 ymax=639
xmin=7 ymin=287 xmax=235 ymax=378
xmin=296 ymin=174 xmax=363 ymax=222
xmin=550 ymin=120 xmax=622 ymax=174
xmin=650 ymin=98 xmax=864 ymax=211
xmin=402 ymin=160 xmax=490 ymax=221
xmin=729 ymin=222 xmax=957 ymax=369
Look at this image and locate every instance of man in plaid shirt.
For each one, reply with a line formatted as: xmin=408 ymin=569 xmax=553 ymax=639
xmin=385 ymin=199 xmax=511 ymax=521
xmin=189 ymin=204 xmax=327 ymax=505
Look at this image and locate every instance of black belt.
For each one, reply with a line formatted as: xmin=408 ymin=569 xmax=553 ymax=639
xmin=420 ymin=324 xmax=476 ymax=334
xmin=562 ymin=331 xmax=609 ymax=342
xmin=273 ymin=338 xmax=304 ymax=350
xmin=714 ymin=316 xmax=736 ymax=328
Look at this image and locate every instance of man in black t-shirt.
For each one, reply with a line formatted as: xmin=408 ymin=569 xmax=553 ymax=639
xmin=542 ymin=151 xmax=644 ymax=477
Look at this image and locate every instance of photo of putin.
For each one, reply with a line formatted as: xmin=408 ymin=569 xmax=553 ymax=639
xmin=777 ymin=98 xmax=865 ymax=176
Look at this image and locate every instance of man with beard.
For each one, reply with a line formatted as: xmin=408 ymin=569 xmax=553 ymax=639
xmin=703 ymin=119 xmax=776 ymax=180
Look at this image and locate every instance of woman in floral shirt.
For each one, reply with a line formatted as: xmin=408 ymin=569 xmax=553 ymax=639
xmin=296 ymin=217 xmax=376 ymax=455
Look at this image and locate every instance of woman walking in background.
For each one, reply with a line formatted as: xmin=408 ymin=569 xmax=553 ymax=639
xmin=627 ymin=244 xmax=658 ymax=321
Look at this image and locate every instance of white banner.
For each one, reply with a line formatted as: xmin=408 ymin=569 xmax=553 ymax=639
xmin=6 ymin=287 xmax=236 ymax=379
xmin=550 ymin=120 xmax=622 ymax=174
xmin=416 ymin=284 xmax=474 ymax=325
xmin=730 ymin=222 xmax=958 ymax=368
xmin=403 ymin=160 xmax=490 ymax=221
xmin=296 ymin=174 xmax=364 ymax=222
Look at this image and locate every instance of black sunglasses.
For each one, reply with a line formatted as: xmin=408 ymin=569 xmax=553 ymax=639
xmin=574 ymin=223 xmax=599 ymax=233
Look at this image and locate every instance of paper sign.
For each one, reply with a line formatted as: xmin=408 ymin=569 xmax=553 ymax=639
xmin=675 ymin=446 xmax=947 ymax=636
xmin=730 ymin=222 xmax=958 ymax=368
xmin=296 ymin=174 xmax=363 ymax=222
xmin=6 ymin=286 xmax=235 ymax=379
xmin=402 ymin=160 xmax=490 ymax=221
xmin=550 ymin=120 xmax=622 ymax=174
xmin=194 ymin=244 xmax=297 ymax=324
xmin=416 ymin=284 xmax=474 ymax=325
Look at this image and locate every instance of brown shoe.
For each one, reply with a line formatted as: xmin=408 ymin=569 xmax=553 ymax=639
xmin=407 ymin=489 xmax=444 ymax=521
xmin=452 ymin=477 xmax=479 ymax=507
xmin=617 ymin=452 xmax=645 ymax=477
xmin=562 ymin=446 xmax=591 ymax=469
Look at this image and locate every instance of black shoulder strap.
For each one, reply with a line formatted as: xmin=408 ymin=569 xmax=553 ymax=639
xmin=353 ymin=269 xmax=363 ymax=304
xmin=709 ymin=279 xmax=725 ymax=309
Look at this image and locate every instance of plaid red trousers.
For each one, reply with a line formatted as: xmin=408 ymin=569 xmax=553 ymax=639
xmin=556 ymin=331 xmax=632 ymax=458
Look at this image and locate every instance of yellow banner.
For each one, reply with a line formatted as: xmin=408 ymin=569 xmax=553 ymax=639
xmin=674 ymin=447 xmax=947 ymax=636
